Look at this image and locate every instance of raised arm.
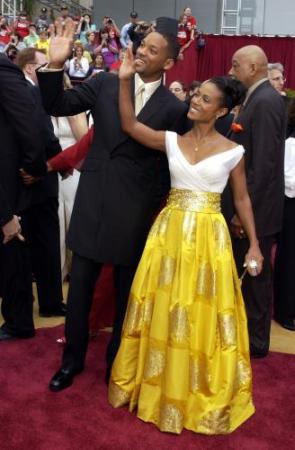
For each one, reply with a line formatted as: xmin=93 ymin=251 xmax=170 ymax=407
xmin=36 ymin=19 xmax=101 ymax=117
xmin=229 ymin=157 xmax=264 ymax=275
xmin=119 ymin=46 xmax=166 ymax=152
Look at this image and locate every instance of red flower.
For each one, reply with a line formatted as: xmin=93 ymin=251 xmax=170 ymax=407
xmin=231 ymin=122 xmax=244 ymax=133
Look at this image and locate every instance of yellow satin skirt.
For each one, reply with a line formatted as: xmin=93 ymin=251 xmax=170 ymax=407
xmin=108 ymin=188 xmax=255 ymax=435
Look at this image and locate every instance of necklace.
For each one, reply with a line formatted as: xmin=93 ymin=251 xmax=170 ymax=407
xmin=191 ymin=131 xmax=216 ymax=153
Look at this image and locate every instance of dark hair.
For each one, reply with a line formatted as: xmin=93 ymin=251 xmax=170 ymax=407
xmin=161 ymin=33 xmax=180 ymax=60
xmin=5 ymin=44 xmax=18 ymax=61
xmin=81 ymin=14 xmax=92 ymax=32
xmin=9 ymin=31 xmax=21 ymax=41
xmin=189 ymin=80 xmax=201 ymax=92
xmin=91 ymin=52 xmax=105 ymax=69
xmin=209 ymin=76 xmax=246 ymax=115
xmin=170 ymin=80 xmax=186 ymax=91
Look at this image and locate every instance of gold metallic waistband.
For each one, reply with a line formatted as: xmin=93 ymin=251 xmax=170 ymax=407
xmin=166 ymin=188 xmax=221 ymax=213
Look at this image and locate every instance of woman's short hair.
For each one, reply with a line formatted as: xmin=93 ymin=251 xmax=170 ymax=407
xmin=267 ymin=62 xmax=284 ymax=73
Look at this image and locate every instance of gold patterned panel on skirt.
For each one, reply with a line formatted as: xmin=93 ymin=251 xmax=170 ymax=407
xmin=213 ymin=219 xmax=231 ymax=253
xmin=169 ymin=304 xmax=190 ymax=345
xmin=189 ymin=355 xmax=209 ymax=393
xmin=142 ymin=295 xmax=154 ymax=330
xmin=196 ymin=262 xmax=216 ymax=299
xmin=218 ymin=312 xmax=237 ymax=348
xmin=234 ymin=357 xmax=251 ymax=390
xmin=158 ymin=255 xmax=176 ymax=286
xmin=108 ymin=380 xmax=131 ymax=408
xmin=198 ymin=407 xmax=230 ymax=434
xmin=182 ymin=211 xmax=197 ymax=245
xmin=123 ymin=296 xmax=142 ymax=337
xmin=143 ymin=348 xmax=166 ymax=380
xmin=149 ymin=208 xmax=171 ymax=239
xmin=159 ymin=402 xmax=184 ymax=434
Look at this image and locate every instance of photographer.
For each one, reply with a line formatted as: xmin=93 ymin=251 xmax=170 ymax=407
xmin=76 ymin=14 xmax=96 ymax=46
xmin=120 ymin=11 xmax=138 ymax=49
xmin=96 ymin=29 xmax=119 ymax=69
xmin=127 ymin=21 xmax=151 ymax=52
xmin=102 ymin=16 xmax=120 ymax=38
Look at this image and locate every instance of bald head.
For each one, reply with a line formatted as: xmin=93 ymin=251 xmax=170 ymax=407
xmin=229 ymin=45 xmax=268 ymax=88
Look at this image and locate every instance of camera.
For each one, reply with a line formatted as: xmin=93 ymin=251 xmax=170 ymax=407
xmin=107 ymin=19 xmax=113 ymax=25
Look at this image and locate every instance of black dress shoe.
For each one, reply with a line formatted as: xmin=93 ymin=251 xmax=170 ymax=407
xmin=0 ymin=329 xmax=16 ymax=341
xmin=250 ymin=345 xmax=268 ymax=359
xmin=49 ymin=367 xmax=82 ymax=392
xmin=276 ymin=319 xmax=295 ymax=331
xmin=39 ymin=303 xmax=67 ymax=318
xmin=0 ymin=328 xmax=35 ymax=341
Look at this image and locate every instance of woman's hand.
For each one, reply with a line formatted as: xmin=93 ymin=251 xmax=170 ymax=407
xmin=119 ymin=44 xmax=135 ymax=80
xmin=244 ymin=244 xmax=264 ymax=277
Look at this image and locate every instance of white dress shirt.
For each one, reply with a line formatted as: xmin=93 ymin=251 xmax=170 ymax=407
xmin=284 ymin=137 xmax=295 ymax=197
xmin=134 ymin=73 xmax=161 ymax=115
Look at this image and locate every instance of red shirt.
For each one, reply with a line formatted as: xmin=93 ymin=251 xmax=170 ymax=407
xmin=0 ymin=33 xmax=10 ymax=45
xmin=177 ymin=25 xmax=191 ymax=47
xmin=187 ymin=15 xmax=197 ymax=29
xmin=14 ymin=20 xmax=30 ymax=38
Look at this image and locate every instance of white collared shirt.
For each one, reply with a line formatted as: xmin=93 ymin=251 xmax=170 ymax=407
xmin=25 ymin=75 xmax=35 ymax=86
xmin=134 ymin=72 xmax=162 ymax=112
xmin=284 ymin=137 xmax=295 ymax=198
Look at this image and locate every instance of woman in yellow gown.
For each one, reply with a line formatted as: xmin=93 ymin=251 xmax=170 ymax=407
xmin=108 ymin=47 xmax=263 ymax=435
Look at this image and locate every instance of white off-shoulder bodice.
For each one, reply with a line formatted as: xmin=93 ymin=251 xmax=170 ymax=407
xmin=165 ymin=131 xmax=244 ymax=193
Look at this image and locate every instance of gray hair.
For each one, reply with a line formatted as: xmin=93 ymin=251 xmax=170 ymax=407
xmin=267 ymin=62 xmax=284 ymax=73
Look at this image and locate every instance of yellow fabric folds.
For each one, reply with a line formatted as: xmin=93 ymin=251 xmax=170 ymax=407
xmin=108 ymin=189 xmax=255 ymax=435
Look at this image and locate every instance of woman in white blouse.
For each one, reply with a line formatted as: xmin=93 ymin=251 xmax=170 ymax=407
xmin=67 ymin=44 xmax=89 ymax=84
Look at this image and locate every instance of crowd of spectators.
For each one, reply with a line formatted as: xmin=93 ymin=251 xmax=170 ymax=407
xmin=0 ymin=5 xmax=199 ymax=83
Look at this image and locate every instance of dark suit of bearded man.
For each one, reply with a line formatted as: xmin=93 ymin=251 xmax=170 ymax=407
xmin=223 ymin=79 xmax=286 ymax=356
xmin=37 ymin=67 xmax=189 ymax=382
xmin=0 ymin=54 xmax=47 ymax=339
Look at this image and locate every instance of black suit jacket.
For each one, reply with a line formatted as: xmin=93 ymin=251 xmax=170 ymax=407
xmin=0 ymin=183 xmax=13 ymax=227
xmin=37 ymin=70 xmax=189 ymax=265
xmin=25 ymin=81 xmax=61 ymax=205
xmin=0 ymin=55 xmax=46 ymax=215
xmin=223 ymin=80 xmax=286 ymax=238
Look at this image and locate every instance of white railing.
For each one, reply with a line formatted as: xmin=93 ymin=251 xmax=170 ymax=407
xmin=1 ymin=0 xmax=23 ymax=21
xmin=221 ymin=0 xmax=242 ymax=35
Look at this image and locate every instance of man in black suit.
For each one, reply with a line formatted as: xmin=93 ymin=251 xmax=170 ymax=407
xmin=37 ymin=18 xmax=189 ymax=391
xmin=0 ymin=53 xmax=47 ymax=340
xmin=17 ymin=48 xmax=65 ymax=317
xmin=0 ymin=184 xmax=23 ymax=245
xmin=224 ymin=45 xmax=286 ymax=357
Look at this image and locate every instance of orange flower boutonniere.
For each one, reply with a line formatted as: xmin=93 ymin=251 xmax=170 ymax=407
xmin=231 ymin=122 xmax=244 ymax=133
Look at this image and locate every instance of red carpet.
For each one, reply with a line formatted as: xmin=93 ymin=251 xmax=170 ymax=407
xmin=0 ymin=326 xmax=294 ymax=450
